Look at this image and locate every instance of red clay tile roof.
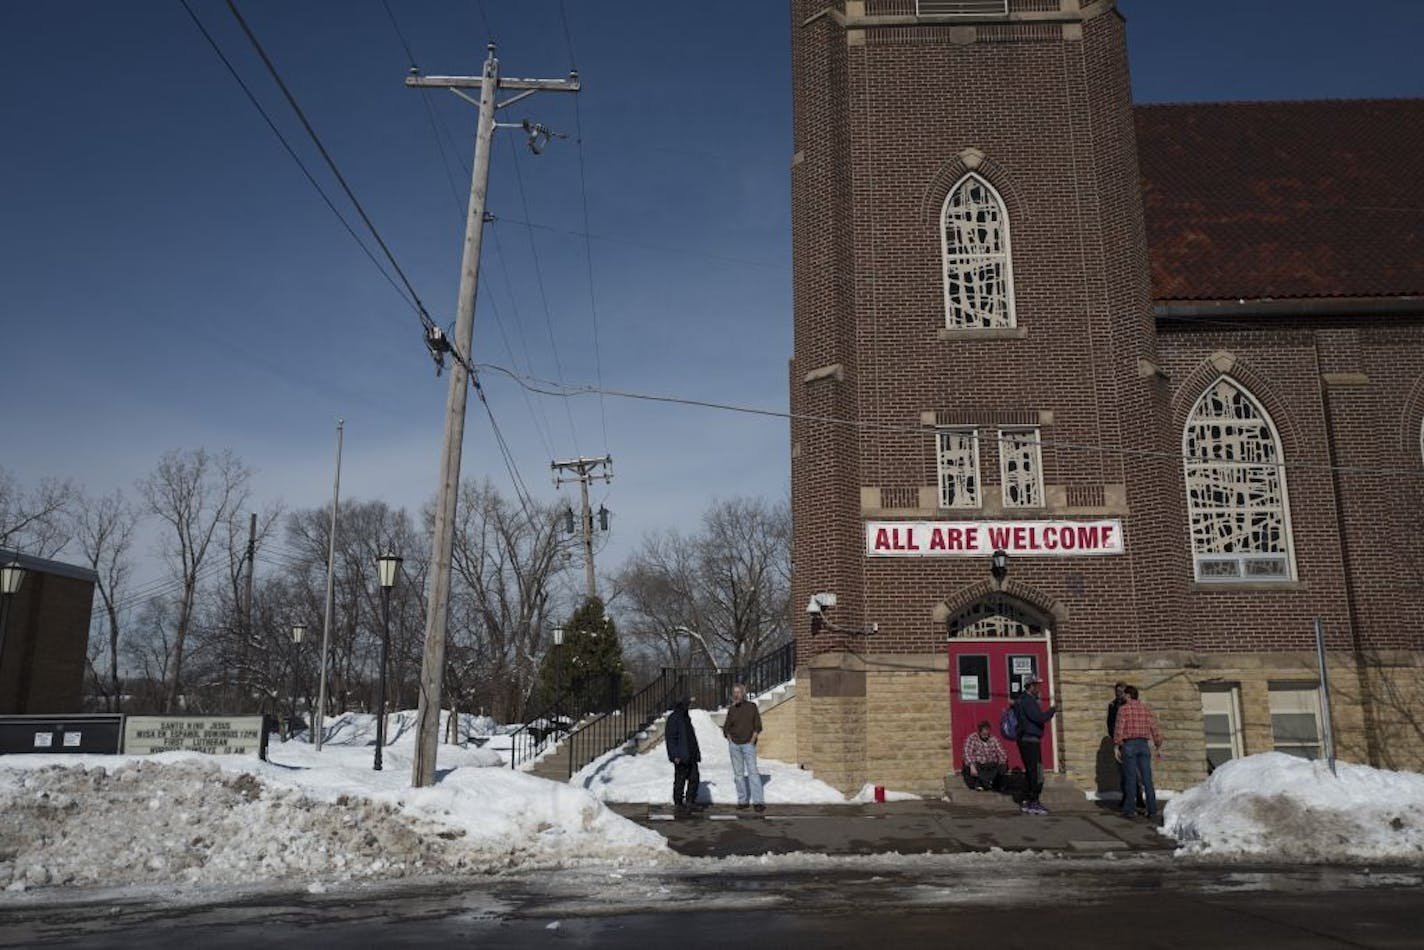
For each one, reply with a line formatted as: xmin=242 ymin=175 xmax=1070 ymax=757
xmin=1134 ymin=99 xmax=1424 ymax=302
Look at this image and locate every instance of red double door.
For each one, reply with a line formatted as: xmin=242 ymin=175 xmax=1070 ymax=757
xmin=947 ymin=638 xmax=1054 ymax=771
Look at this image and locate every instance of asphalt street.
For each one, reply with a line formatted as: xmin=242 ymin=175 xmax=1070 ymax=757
xmin=4 ymin=860 xmax=1422 ymax=949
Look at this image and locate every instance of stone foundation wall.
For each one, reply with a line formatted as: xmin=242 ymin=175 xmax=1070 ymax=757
xmin=756 ymin=695 xmax=799 ymax=764
xmin=793 ymin=649 xmax=1424 ymax=798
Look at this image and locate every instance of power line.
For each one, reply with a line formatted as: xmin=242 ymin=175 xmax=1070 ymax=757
xmin=557 ymin=0 xmax=611 ymax=453
xmin=178 ymin=0 xmax=417 ymax=313
xmin=475 ymin=361 xmax=1424 ymax=482
xmin=502 ymin=132 xmax=581 ymax=452
xmin=223 ymin=0 xmax=477 ymax=377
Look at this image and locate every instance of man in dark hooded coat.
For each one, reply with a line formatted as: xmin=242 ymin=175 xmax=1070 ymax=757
xmin=665 ymin=697 xmax=702 ymax=816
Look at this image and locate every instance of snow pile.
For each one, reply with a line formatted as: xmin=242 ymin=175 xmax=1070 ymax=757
xmin=1164 ymin=753 xmax=1424 ymax=863
xmin=575 ymin=709 xmax=880 ymax=804
xmin=0 ymin=744 xmax=665 ymax=892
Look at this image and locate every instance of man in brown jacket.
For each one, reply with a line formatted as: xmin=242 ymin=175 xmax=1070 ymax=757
xmin=722 ymin=682 xmax=765 ymax=812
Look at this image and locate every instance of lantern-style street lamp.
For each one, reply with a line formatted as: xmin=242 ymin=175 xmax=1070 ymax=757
xmin=0 ymin=559 xmax=27 ymax=682
xmin=373 ymin=552 xmax=402 ymax=771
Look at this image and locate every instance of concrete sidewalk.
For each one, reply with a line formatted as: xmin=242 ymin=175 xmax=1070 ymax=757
xmin=608 ymin=798 xmax=1175 ymax=858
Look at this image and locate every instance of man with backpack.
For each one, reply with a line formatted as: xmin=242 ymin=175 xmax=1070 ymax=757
xmin=665 ymin=696 xmax=703 ymax=817
xmin=1013 ymin=674 xmax=1057 ymax=815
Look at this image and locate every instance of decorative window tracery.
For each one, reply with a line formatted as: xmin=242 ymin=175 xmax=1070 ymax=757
xmin=998 ymin=427 xmax=1043 ymax=508
xmin=937 ymin=427 xmax=981 ymax=508
xmin=948 ymin=599 xmax=1047 ymax=638
xmin=1183 ymin=378 xmax=1294 ymax=581
xmin=941 ymin=173 xmax=1014 ymax=329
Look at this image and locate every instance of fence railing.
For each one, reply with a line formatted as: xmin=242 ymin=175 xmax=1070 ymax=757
xmin=559 ymin=640 xmax=797 ymax=780
xmin=564 ymin=669 xmax=683 ymax=779
xmin=506 ymin=695 xmax=576 ymax=771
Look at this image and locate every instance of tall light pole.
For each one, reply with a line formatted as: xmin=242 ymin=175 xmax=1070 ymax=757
xmin=374 ymin=552 xmax=402 ymax=772
xmin=289 ymin=623 xmax=306 ymax=741
xmin=314 ymin=418 xmax=344 ymax=752
xmin=407 ymin=47 xmax=581 ymax=788
xmin=0 ymin=560 xmax=27 ymax=702
xmin=552 ymin=626 xmax=564 ymax=731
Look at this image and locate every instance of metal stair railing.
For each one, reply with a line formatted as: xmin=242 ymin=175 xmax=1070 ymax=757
xmin=564 ymin=669 xmax=683 ymax=779
xmin=507 ymin=697 xmax=575 ymax=771
xmin=560 ymin=639 xmax=797 ymax=779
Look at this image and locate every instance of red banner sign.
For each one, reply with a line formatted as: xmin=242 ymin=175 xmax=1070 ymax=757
xmin=865 ymin=520 xmax=1124 ymax=557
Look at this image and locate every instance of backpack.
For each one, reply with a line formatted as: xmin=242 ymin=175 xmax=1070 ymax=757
xmin=999 ymin=705 xmax=1020 ymax=741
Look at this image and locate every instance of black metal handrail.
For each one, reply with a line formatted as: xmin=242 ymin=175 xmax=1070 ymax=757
xmin=507 ymin=696 xmax=575 ymax=770
xmin=559 ymin=639 xmax=797 ymax=779
xmin=664 ymin=640 xmax=796 ymax=711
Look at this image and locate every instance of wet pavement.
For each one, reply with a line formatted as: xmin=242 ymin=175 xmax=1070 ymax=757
xmin=608 ymin=799 xmax=1175 ymax=857
xmin=4 ymin=860 xmax=1423 ymax=948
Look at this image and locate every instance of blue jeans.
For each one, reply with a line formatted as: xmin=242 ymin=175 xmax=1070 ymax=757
xmin=1120 ymin=738 xmax=1157 ymax=817
xmin=728 ymin=741 xmax=764 ymax=805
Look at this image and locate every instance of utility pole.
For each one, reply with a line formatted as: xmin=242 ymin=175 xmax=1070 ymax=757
xmin=553 ymin=455 xmax=613 ymax=600
xmin=241 ymin=510 xmax=256 ymax=706
xmin=407 ymin=46 xmax=580 ymax=789
xmin=313 ymin=418 xmax=344 ymax=751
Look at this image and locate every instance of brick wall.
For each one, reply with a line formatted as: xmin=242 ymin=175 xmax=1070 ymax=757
xmin=787 ymin=0 xmax=1424 ymax=790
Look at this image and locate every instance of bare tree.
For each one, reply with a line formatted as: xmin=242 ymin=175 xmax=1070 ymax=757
xmin=447 ymin=480 xmax=577 ymax=721
xmin=0 ymin=465 xmax=76 ymax=557
xmin=615 ymin=496 xmax=791 ymax=670
xmin=72 ymin=489 xmax=140 ymax=711
xmin=138 ymin=448 xmax=252 ymax=712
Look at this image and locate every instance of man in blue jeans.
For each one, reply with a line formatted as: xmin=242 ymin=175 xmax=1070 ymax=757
xmin=722 ymin=682 xmax=765 ymax=812
xmin=1113 ymin=685 xmax=1163 ymax=819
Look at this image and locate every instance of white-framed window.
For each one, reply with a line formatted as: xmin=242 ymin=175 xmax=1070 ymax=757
xmin=941 ymin=173 xmax=1015 ymax=330
xmin=1200 ymin=686 xmax=1245 ymax=772
xmin=936 ymin=427 xmax=981 ymax=509
xmin=998 ymin=427 xmax=1043 ymax=508
xmin=1183 ymin=378 xmax=1295 ymax=581
xmin=1269 ymin=684 xmax=1322 ymax=760
xmin=918 ymin=0 xmax=1008 ymax=15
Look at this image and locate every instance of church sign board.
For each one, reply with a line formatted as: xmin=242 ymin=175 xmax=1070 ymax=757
xmin=866 ymin=520 xmax=1125 ymax=557
xmin=123 ymin=716 xmax=267 ymax=757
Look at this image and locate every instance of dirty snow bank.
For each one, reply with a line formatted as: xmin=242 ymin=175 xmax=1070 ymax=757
xmin=574 ymin=709 xmax=913 ymax=804
xmin=1164 ymin=753 xmax=1424 ymax=863
xmin=0 ymin=747 xmax=665 ymax=892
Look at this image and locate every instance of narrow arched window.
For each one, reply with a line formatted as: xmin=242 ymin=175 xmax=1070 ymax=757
xmin=1183 ymin=378 xmax=1295 ymax=581
xmin=941 ymin=172 xmax=1014 ymax=329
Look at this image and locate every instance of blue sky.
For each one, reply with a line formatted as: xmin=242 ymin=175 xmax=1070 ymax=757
xmin=2 ymin=0 xmax=1421 ymax=583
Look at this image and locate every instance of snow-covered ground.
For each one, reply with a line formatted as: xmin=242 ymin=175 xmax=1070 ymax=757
xmin=573 ymin=709 xmax=917 ymax=804
xmin=1164 ymin=753 xmax=1424 ymax=864
xmin=0 ymin=710 xmax=665 ymax=893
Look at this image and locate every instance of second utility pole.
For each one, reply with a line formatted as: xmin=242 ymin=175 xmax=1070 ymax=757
xmin=553 ymin=455 xmax=613 ymax=600
xmin=406 ymin=46 xmax=579 ymax=789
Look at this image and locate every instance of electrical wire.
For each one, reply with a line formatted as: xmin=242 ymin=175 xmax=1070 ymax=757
xmin=178 ymin=0 xmax=418 ymax=313
xmin=557 ymin=0 xmax=612 ymax=454
xmin=475 ymin=361 xmax=1424 ymax=481
xmin=502 ymin=132 xmax=581 ymax=452
xmin=222 ymin=0 xmax=476 ymax=377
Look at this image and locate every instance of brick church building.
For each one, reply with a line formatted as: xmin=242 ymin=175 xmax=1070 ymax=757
xmin=786 ymin=0 xmax=1424 ymax=796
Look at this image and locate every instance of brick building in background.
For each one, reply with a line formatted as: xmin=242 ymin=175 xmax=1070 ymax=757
xmin=785 ymin=0 xmax=1424 ymax=796
xmin=0 ymin=549 xmax=96 ymax=714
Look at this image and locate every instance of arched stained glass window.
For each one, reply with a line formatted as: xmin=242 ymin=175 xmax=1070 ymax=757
xmin=1183 ymin=378 xmax=1295 ymax=581
xmin=941 ymin=173 xmax=1015 ymax=329
xmin=947 ymin=598 xmax=1047 ymax=638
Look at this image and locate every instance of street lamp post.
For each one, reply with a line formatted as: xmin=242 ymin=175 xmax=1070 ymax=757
xmin=552 ymin=626 xmax=564 ymax=733
xmin=289 ymin=624 xmax=307 ymax=741
xmin=0 ymin=560 xmax=27 ymax=698
xmin=374 ymin=552 xmax=402 ymax=771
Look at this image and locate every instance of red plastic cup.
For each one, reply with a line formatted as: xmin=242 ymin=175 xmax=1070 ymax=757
xmin=874 ymin=784 xmax=886 ymax=803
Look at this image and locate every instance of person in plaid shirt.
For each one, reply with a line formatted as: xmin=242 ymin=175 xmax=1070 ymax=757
xmin=1113 ymin=685 xmax=1163 ymax=819
xmin=961 ymin=720 xmax=1008 ymax=791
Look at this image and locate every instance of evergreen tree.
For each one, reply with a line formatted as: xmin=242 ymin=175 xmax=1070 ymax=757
xmin=539 ymin=596 xmax=632 ymax=717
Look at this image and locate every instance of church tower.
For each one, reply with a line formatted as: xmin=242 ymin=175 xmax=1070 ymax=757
xmin=788 ymin=0 xmax=1187 ymax=793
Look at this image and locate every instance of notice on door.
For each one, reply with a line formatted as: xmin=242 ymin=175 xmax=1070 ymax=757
xmin=959 ymin=675 xmax=981 ymax=701
xmin=123 ymin=716 xmax=265 ymax=756
xmin=866 ymin=520 xmax=1124 ymax=557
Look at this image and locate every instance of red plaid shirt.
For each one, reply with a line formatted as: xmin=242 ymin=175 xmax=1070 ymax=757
xmin=963 ymin=731 xmax=1008 ymax=767
xmin=1113 ymin=699 xmax=1163 ymax=747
